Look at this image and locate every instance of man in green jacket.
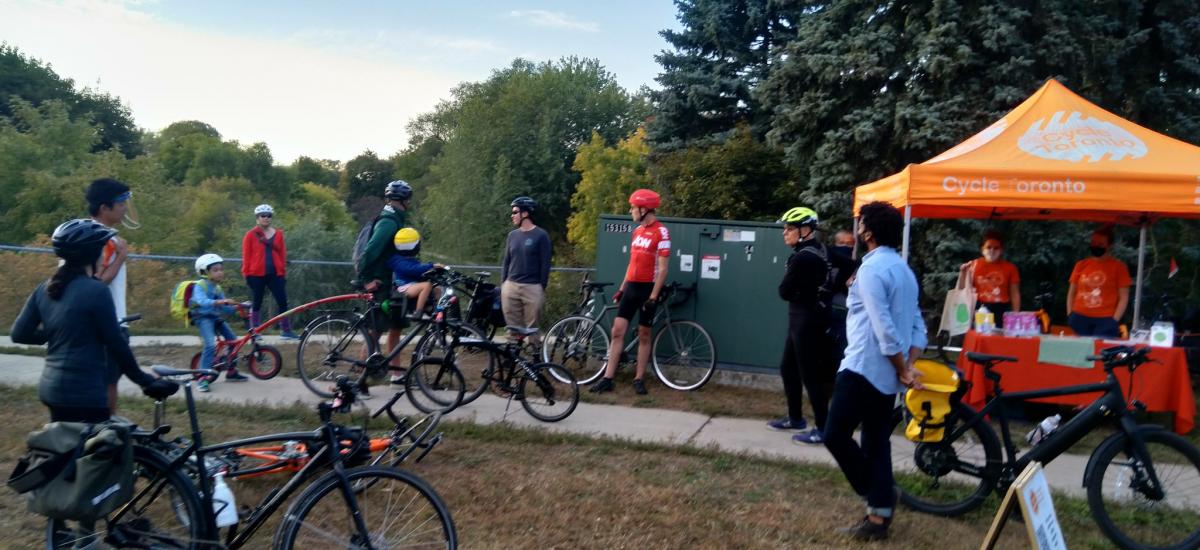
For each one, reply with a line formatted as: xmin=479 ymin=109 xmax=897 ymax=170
xmin=357 ymin=180 xmax=411 ymax=391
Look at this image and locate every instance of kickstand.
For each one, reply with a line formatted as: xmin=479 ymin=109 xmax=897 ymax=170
xmin=502 ymin=393 xmax=518 ymax=420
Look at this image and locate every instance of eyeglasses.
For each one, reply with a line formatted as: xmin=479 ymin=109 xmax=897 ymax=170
xmin=511 ymin=210 xmax=522 ymax=215
xmin=258 ymin=214 xmax=272 ymax=218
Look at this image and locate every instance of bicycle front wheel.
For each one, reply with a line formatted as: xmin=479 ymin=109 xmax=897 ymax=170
xmin=1087 ymin=429 xmax=1200 ymax=550
xmin=542 ymin=315 xmax=609 ymax=385
xmin=297 ymin=314 xmax=376 ymax=398
xmin=651 ymin=320 xmax=716 ymax=391
xmin=406 ymin=357 xmax=467 ymax=414
xmin=248 ymin=344 xmax=283 ymax=379
xmin=891 ymin=401 xmax=1001 ymax=517
xmin=519 ymin=363 xmax=580 ymax=422
xmin=416 ymin=322 xmax=495 ymax=404
xmin=274 ymin=465 xmax=456 ymax=549
xmin=48 ymin=446 xmax=210 ymax=549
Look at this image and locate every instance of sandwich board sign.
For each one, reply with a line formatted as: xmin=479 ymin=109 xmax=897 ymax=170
xmin=981 ymin=462 xmax=1067 ymax=550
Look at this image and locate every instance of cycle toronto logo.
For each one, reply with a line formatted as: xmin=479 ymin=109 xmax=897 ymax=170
xmin=1017 ymin=111 xmax=1147 ymax=162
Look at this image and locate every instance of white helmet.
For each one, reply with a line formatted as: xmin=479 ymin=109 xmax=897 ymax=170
xmin=195 ymin=253 xmax=224 ymax=274
xmin=254 ymin=204 xmax=274 ymax=216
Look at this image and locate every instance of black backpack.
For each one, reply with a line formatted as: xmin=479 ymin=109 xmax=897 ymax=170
xmin=798 ymin=242 xmax=839 ymax=309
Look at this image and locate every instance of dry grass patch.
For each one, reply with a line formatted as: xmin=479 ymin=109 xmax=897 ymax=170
xmin=0 ymin=385 xmax=1132 ymax=549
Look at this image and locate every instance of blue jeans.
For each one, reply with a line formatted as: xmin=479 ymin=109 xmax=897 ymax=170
xmin=196 ymin=317 xmax=237 ymax=375
xmin=1068 ymin=313 xmax=1120 ymax=338
xmin=823 ymin=370 xmax=897 ymax=517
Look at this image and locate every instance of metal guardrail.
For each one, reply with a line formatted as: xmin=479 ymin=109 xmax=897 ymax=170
xmin=0 ymin=244 xmax=594 ymax=272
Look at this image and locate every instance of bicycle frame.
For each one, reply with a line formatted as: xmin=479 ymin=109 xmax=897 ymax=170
xmin=590 ymin=284 xmax=690 ymax=357
xmin=954 ymin=363 xmax=1164 ymax=493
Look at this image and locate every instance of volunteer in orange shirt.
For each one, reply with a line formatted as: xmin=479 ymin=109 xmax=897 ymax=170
xmin=956 ymin=231 xmax=1021 ymax=317
xmin=1067 ymin=227 xmax=1131 ymax=338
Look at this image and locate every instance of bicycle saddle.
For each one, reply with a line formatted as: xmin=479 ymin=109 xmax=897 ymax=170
xmin=965 ymin=352 xmax=1018 ymax=365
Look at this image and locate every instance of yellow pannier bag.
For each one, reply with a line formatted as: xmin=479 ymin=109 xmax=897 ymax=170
xmin=904 ymin=359 xmax=960 ymax=443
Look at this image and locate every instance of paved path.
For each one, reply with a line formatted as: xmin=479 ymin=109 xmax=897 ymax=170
xmin=3 ymin=351 xmax=1197 ymax=511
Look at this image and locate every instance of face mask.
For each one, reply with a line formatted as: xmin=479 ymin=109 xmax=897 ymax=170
xmin=383 ymin=204 xmax=395 ymax=213
xmin=832 ymin=245 xmax=853 ymax=257
xmin=983 ymin=250 xmax=1001 ymax=262
xmin=1090 ymin=246 xmax=1106 ymax=257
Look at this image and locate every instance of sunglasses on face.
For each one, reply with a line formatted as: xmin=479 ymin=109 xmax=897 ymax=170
xmin=511 ymin=210 xmax=522 ymax=215
xmin=258 ymin=214 xmax=272 ymax=218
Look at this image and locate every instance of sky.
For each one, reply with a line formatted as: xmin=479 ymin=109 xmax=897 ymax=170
xmin=0 ymin=0 xmax=681 ymax=163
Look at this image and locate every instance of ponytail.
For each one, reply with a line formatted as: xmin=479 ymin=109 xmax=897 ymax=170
xmin=46 ymin=263 xmax=88 ymax=300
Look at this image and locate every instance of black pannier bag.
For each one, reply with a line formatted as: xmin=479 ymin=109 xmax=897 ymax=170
xmin=8 ymin=421 xmax=134 ymax=521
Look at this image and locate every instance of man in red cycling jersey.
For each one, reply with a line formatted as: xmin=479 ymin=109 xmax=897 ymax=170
xmin=590 ymin=188 xmax=670 ymax=395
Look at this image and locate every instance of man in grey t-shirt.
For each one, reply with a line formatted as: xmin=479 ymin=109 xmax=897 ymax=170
xmin=501 ymin=196 xmax=552 ymax=344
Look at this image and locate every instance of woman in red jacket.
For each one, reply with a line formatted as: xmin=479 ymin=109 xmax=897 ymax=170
xmin=242 ymin=204 xmax=298 ymax=338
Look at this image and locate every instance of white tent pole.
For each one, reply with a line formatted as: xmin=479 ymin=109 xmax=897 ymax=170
xmin=1133 ymin=222 xmax=1148 ymax=330
xmin=851 ymin=216 xmax=859 ymax=260
xmin=902 ymin=205 xmax=912 ymax=261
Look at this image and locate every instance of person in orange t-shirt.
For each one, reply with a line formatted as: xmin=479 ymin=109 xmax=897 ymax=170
xmin=957 ymin=231 xmax=1021 ymax=317
xmin=1067 ymin=227 xmax=1131 ymax=338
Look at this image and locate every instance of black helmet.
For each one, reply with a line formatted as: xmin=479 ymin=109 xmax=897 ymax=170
xmin=511 ymin=196 xmax=537 ymax=213
xmin=384 ymin=180 xmax=413 ymax=201
xmin=51 ymin=219 xmax=117 ymax=263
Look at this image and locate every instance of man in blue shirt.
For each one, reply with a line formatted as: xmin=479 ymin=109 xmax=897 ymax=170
xmin=824 ymin=201 xmax=927 ymax=541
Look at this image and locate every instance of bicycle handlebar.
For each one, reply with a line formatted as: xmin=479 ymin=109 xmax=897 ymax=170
xmin=1085 ymin=345 xmax=1152 ymax=369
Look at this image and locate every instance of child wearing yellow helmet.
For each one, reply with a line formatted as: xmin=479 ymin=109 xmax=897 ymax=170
xmin=386 ymin=228 xmax=444 ymax=320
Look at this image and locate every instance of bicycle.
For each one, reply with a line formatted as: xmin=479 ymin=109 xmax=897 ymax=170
xmin=443 ymin=326 xmax=580 ymax=421
xmin=541 ymin=278 xmax=717 ymax=391
xmin=188 ymin=302 xmax=283 ymax=380
xmin=222 ymin=391 xmax=444 ymax=480
xmin=294 ymin=274 xmax=474 ymax=412
xmin=893 ymin=346 xmax=1200 ymax=550
xmin=47 ymin=367 xmax=458 ymax=549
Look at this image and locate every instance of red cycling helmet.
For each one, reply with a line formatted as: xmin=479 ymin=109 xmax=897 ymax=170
xmin=629 ymin=189 xmax=661 ymax=209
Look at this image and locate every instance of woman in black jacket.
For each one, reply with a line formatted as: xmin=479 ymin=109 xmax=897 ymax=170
xmin=11 ymin=219 xmax=177 ymax=422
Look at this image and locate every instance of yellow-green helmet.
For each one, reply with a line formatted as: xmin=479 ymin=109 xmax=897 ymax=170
xmin=779 ymin=206 xmax=819 ymax=227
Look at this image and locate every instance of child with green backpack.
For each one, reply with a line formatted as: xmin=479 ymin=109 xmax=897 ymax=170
xmin=190 ymin=254 xmax=246 ymax=391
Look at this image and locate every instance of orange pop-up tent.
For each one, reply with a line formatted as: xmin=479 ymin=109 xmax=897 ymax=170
xmin=853 ymin=79 xmax=1200 ymax=327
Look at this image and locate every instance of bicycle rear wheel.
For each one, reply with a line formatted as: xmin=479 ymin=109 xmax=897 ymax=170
xmin=542 ymin=315 xmax=609 ymax=385
xmin=47 ymin=446 xmax=210 ymax=549
xmin=275 ymin=465 xmax=456 ymax=549
xmin=247 ymin=344 xmax=283 ymax=379
xmin=519 ymin=363 xmax=580 ymax=422
xmin=651 ymin=320 xmax=716 ymax=391
xmin=297 ymin=314 xmax=376 ymax=398
xmin=891 ymin=402 xmax=1001 ymax=517
xmin=1087 ymin=429 xmax=1200 ymax=550
xmin=405 ymin=357 xmax=466 ymax=414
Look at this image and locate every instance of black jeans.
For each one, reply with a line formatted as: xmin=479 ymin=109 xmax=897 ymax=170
xmin=823 ymin=369 xmax=897 ymax=516
xmin=779 ymin=308 xmax=832 ymax=430
xmin=1068 ymin=312 xmax=1120 ymax=338
xmin=245 ymin=275 xmax=289 ymax=317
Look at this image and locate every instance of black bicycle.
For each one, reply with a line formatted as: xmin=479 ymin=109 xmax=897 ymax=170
xmin=443 ymin=326 xmax=580 ymax=421
xmin=893 ymin=346 xmax=1200 ymax=550
xmin=295 ymin=273 xmax=472 ymax=413
xmin=47 ymin=368 xmax=457 ymax=549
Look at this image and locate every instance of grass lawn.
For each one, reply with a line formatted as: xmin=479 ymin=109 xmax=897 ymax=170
xmin=0 ymin=384 xmax=1155 ymax=549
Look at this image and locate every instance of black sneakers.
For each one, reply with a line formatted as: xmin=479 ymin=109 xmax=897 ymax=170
xmin=837 ymin=516 xmax=890 ymax=541
xmin=589 ymin=378 xmax=615 ymax=394
xmin=633 ymin=379 xmax=648 ymax=395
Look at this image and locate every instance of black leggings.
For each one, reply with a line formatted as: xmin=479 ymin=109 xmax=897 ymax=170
xmin=779 ymin=308 xmax=833 ymax=430
xmin=246 ymin=275 xmax=288 ymax=315
xmin=46 ymin=404 xmax=111 ymax=423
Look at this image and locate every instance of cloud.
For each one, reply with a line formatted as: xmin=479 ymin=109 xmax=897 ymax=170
xmin=508 ymin=9 xmax=599 ymax=33
xmin=0 ymin=0 xmax=459 ymax=163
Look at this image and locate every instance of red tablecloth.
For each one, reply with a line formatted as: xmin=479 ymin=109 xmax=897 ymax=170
xmin=958 ymin=331 xmax=1196 ymax=434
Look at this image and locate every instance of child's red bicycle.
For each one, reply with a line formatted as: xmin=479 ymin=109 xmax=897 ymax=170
xmin=189 ymin=303 xmax=283 ymax=379
xmin=188 ymin=293 xmax=376 ymax=380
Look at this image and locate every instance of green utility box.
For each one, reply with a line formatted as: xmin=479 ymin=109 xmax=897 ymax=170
xmin=594 ymin=214 xmax=795 ymax=374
